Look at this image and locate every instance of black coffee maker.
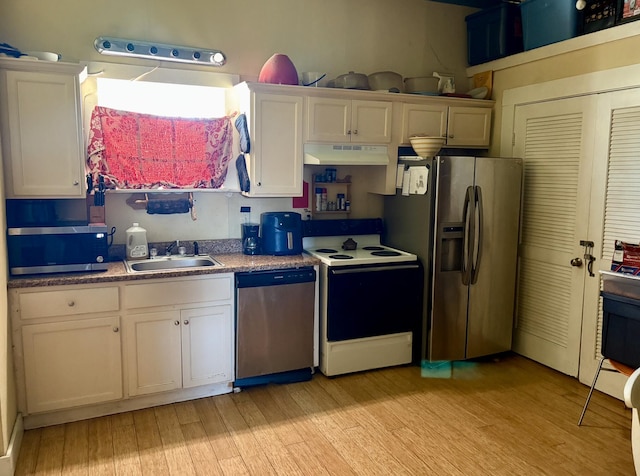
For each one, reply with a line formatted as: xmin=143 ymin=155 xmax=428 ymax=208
xmin=241 ymin=223 xmax=261 ymax=255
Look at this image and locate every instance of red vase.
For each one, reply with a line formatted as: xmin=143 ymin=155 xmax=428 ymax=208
xmin=258 ymin=54 xmax=299 ymax=85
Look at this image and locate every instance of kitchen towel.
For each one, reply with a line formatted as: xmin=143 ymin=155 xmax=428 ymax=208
xmin=236 ymin=154 xmax=250 ymax=192
xmin=235 ymin=113 xmax=251 ymax=153
xmin=409 ymin=166 xmax=428 ymax=195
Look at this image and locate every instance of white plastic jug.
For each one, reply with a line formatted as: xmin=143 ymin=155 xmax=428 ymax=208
xmin=126 ymin=223 xmax=148 ymax=260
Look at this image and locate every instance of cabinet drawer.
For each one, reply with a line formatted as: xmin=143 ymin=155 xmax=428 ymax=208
xmin=124 ymin=274 xmax=233 ymax=309
xmin=19 ymin=286 xmax=120 ymax=320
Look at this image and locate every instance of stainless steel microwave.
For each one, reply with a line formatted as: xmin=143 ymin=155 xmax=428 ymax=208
xmin=7 ymin=225 xmax=109 ymax=275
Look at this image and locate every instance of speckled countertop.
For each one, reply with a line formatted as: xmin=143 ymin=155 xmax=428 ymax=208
xmin=8 ymin=239 xmax=320 ymax=289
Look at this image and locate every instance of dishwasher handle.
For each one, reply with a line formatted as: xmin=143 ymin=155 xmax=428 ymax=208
xmin=235 ymin=267 xmax=316 ymax=288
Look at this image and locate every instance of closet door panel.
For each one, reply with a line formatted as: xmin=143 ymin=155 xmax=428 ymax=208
xmin=512 ymin=95 xmax=597 ymax=377
xmin=580 ymin=89 xmax=640 ymax=398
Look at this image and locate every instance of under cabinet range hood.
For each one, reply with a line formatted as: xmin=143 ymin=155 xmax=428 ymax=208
xmin=303 ymin=144 xmax=390 ymax=166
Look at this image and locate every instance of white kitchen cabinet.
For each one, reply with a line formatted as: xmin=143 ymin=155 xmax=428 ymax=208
xmin=123 ymin=274 xmax=234 ymax=397
xmin=181 ymin=306 xmax=233 ymax=388
xmin=306 ymin=97 xmax=392 ymax=144
xmin=9 ymin=284 xmax=123 ymax=415
xmin=230 ymin=82 xmax=304 ymax=197
xmin=446 ymin=106 xmax=492 ymax=147
xmin=0 ymin=58 xmax=85 ymax=197
xmin=125 ymin=305 xmax=233 ymax=396
xmin=401 ymin=102 xmax=492 ymax=148
xmin=401 ymin=103 xmax=448 ymax=143
xmin=21 ymin=315 xmax=122 ymax=414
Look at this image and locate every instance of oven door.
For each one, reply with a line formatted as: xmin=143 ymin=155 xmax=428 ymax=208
xmin=326 ymin=261 xmax=423 ymax=342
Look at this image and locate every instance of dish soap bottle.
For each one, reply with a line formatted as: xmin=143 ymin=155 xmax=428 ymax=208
xmin=126 ymin=223 xmax=148 ymax=260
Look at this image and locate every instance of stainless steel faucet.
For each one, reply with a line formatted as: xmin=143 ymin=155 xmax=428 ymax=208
xmin=166 ymin=240 xmax=179 ymax=255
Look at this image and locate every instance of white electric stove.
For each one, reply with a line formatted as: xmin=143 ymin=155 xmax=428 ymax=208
xmin=302 ymin=219 xmax=423 ymax=377
xmin=303 ymin=234 xmax=417 ymax=266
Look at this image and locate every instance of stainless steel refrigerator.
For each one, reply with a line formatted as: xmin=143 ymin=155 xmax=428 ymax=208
xmin=383 ymin=155 xmax=522 ymax=362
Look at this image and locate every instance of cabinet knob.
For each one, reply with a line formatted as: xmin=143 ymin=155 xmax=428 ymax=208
xmin=353 ymin=130 xmax=358 ymax=135
xmin=73 ymin=181 xmax=79 ymax=186
xmin=448 ymin=134 xmax=454 ymax=139
xmin=347 ymin=130 xmax=351 ymax=135
xmin=113 ymin=327 xmax=119 ymax=333
xmin=183 ymin=320 xmax=189 ymax=325
xmin=67 ymin=301 xmax=75 ymax=307
xmin=257 ymin=182 xmax=262 ymax=186
xmin=174 ymin=320 xmax=180 ymax=326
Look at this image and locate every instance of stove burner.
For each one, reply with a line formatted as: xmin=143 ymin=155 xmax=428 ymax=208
xmin=371 ymin=250 xmax=402 ymax=257
xmin=362 ymin=246 xmax=384 ymax=251
xmin=328 ymin=254 xmax=354 ymax=260
xmin=316 ymin=248 xmax=338 ymax=253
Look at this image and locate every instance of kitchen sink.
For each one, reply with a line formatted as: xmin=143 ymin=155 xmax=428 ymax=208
xmin=124 ymin=255 xmax=222 ymax=273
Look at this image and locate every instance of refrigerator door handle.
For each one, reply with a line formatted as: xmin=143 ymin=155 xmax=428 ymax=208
xmin=471 ymin=185 xmax=484 ymax=284
xmin=462 ymin=185 xmax=474 ymax=285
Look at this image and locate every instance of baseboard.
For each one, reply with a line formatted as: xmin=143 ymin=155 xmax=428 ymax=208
xmin=0 ymin=414 xmax=24 ymax=476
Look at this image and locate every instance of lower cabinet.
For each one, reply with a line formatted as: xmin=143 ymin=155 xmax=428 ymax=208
xmin=125 ymin=305 xmax=233 ymax=396
xmin=10 ymin=273 xmax=235 ymax=424
xmin=21 ymin=315 xmax=122 ymax=414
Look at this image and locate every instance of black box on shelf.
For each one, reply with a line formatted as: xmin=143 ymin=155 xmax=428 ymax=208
xmin=466 ymin=2 xmax=523 ymax=66
xmin=582 ymin=0 xmax=617 ymax=34
xmin=601 ymin=291 xmax=640 ymax=368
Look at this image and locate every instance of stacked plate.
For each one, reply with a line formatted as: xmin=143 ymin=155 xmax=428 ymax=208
xmin=409 ymin=135 xmax=446 ymax=159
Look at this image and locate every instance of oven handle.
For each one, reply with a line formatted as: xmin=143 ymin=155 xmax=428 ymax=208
xmin=330 ymin=263 xmax=420 ymax=275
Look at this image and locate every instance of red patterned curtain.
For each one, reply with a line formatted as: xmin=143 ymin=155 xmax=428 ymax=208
xmin=87 ymin=106 xmax=234 ymax=189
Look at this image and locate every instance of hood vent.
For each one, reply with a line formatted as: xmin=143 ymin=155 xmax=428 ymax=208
xmin=303 ymin=144 xmax=389 ymax=166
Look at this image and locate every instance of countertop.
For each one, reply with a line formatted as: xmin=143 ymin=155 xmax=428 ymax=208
xmin=8 ymin=252 xmax=320 ymax=289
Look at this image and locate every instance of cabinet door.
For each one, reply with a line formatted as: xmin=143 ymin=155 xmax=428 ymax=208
xmin=306 ymin=97 xmax=351 ymax=142
xmin=22 ymin=316 xmax=122 ymax=413
xmin=125 ymin=310 xmax=182 ymax=396
xmin=2 ymin=70 xmax=84 ymax=197
xmin=401 ymin=103 xmax=448 ymax=144
xmin=181 ymin=305 xmax=233 ymax=388
xmin=446 ymin=106 xmax=491 ymax=147
xmin=250 ymin=92 xmax=304 ymax=196
xmin=351 ymin=100 xmax=392 ymax=143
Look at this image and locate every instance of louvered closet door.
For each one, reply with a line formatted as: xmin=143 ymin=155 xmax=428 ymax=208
xmin=579 ymin=89 xmax=640 ymax=398
xmin=512 ymin=96 xmax=597 ymax=376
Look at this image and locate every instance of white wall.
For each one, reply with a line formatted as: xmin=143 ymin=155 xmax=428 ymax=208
xmin=0 ymin=0 xmax=475 ymax=87
xmin=1 ymin=0 xmax=476 ymax=245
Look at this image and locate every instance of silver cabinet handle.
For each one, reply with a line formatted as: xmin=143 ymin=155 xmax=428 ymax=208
xmin=67 ymin=301 xmax=75 ymax=307
xmin=353 ymin=129 xmax=358 ymax=135
xmin=174 ymin=320 xmax=180 ymax=326
xmin=183 ymin=320 xmax=189 ymax=325
xmin=73 ymin=181 xmax=79 ymax=185
xmin=113 ymin=327 xmax=119 ymax=333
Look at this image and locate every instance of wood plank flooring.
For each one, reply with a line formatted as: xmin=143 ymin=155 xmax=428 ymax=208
xmin=15 ymin=353 xmax=635 ymax=475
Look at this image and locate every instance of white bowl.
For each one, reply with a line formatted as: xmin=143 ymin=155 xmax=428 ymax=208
xmin=25 ymin=51 xmax=59 ymax=62
xmin=410 ymin=136 xmax=445 ymax=158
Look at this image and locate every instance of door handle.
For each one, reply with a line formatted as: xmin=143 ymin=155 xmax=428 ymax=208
xmin=570 ymin=257 xmax=583 ymax=267
xmin=579 ymin=240 xmax=596 ymax=277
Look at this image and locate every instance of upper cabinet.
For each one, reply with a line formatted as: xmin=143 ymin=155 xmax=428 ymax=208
xmin=0 ymin=59 xmax=86 ymax=198
xmin=306 ymin=97 xmax=392 ymax=143
xmin=401 ymin=102 xmax=492 ymax=148
xmin=229 ymin=82 xmax=304 ymax=197
xmin=446 ymin=106 xmax=492 ymax=147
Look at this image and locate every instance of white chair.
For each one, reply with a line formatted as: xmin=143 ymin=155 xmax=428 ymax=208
xmin=624 ymin=367 xmax=640 ymax=476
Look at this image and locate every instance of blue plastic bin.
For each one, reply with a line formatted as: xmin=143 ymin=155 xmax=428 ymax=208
xmin=601 ymin=291 xmax=640 ymax=369
xmin=520 ymin=0 xmax=580 ymax=51
xmin=466 ymin=3 xmax=523 ymax=65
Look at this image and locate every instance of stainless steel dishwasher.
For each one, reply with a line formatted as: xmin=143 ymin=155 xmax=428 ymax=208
xmin=235 ymin=267 xmax=316 ymax=386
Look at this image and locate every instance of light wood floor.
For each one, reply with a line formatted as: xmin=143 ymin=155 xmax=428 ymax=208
xmin=15 ymin=353 xmax=635 ymax=475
